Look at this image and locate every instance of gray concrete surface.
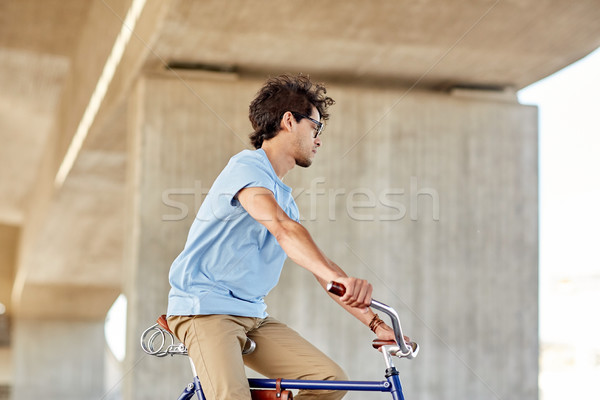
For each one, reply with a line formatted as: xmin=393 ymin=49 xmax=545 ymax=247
xmin=11 ymin=319 xmax=105 ymax=400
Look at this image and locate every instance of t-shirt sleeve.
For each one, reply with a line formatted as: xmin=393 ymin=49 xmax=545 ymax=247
xmin=226 ymin=158 xmax=276 ymax=206
xmin=206 ymin=154 xmax=276 ymax=219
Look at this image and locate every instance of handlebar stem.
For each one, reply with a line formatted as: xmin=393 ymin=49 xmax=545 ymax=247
xmin=370 ymin=299 xmax=414 ymax=358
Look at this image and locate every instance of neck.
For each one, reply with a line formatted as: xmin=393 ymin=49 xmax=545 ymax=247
xmin=260 ymin=139 xmax=295 ymax=179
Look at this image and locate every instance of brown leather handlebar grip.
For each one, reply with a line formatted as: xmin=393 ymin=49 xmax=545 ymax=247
xmin=327 ymin=281 xmax=346 ymax=297
xmin=372 ymin=339 xmax=396 ymax=349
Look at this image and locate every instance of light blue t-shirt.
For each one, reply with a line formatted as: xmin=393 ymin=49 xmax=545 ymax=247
xmin=167 ymin=148 xmax=299 ymax=318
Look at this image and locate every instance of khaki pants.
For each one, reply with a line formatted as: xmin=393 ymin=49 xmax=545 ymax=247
xmin=168 ymin=315 xmax=347 ymax=400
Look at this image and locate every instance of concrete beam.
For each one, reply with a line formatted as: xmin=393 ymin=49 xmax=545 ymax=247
xmin=53 ymin=0 xmax=173 ymax=187
xmin=16 ymin=284 xmax=120 ymax=320
xmin=150 ymin=0 xmax=600 ymax=89
xmin=11 ymin=0 xmax=174 ymax=320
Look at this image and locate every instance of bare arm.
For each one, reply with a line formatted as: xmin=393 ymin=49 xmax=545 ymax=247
xmin=236 ymin=186 xmax=372 ymax=309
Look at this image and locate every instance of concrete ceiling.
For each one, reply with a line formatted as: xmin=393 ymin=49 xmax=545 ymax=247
xmin=151 ymin=0 xmax=600 ymax=89
xmin=1 ymin=0 xmax=599 ymax=318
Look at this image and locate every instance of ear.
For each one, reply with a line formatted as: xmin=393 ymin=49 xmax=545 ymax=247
xmin=280 ymin=111 xmax=295 ymax=132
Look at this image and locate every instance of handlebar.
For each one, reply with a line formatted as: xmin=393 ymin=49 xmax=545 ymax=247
xmin=327 ymin=281 xmax=419 ymax=359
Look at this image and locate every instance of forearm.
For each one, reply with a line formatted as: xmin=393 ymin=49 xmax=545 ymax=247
xmin=275 ymin=220 xmax=342 ymax=283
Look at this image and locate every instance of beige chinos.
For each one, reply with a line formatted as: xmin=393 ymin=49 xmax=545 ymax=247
xmin=168 ymin=315 xmax=347 ymax=400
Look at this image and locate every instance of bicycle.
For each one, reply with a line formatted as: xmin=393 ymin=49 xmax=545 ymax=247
xmin=140 ymin=282 xmax=419 ymax=400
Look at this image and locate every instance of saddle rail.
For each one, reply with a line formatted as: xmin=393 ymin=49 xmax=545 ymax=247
xmin=140 ymin=315 xmax=188 ymax=357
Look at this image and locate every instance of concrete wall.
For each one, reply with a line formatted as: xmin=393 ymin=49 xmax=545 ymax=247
xmin=11 ymin=319 xmax=105 ymax=400
xmin=124 ymin=73 xmax=538 ymax=400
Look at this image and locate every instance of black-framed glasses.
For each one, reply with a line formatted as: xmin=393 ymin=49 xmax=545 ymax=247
xmin=290 ymin=111 xmax=324 ymax=138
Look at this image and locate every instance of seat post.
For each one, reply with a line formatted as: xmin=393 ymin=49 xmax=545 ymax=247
xmin=188 ymin=356 xmax=198 ymax=378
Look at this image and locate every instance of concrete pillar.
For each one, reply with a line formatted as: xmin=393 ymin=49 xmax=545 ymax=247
xmin=123 ymin=73 xmax=537 ymax=400
xmin=122 ymin=73 xmax=253 ymax=399
xmin=269 ymin=86 xmax=538 ymax=400
xmin=11 ymin=319 xmax=105 ymax=400
xmin=0 ymin=224 xmax=18 ymax=400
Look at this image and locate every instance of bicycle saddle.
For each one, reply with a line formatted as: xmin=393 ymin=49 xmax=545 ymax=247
xmin=157 ymin=314 xmax=171 ymax=333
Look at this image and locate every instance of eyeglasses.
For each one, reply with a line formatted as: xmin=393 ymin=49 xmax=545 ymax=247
xmin=291 ymin=112 xmax=324 ymax=138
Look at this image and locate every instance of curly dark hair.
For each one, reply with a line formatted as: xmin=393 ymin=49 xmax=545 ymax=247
xmin=248 ymin=74 xmax=335 ymax=149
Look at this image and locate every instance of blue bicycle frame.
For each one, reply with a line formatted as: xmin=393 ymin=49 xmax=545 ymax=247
xmin=176 ymin=373 xmax=405 ymax=400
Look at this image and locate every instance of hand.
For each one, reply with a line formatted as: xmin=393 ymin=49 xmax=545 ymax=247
xmin=374 ymin=323 xmax=412 ymax=352
xmin=375 ymin=323 xmax=395 ymax=341
xmin=375 ymin=323 xmax=411 ymax=343
xmin=335 ymin=277 xmax=372 ymax=311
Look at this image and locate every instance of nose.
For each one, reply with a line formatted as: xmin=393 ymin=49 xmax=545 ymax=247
xmin=314 ymin=136 xmax=322 ymax=147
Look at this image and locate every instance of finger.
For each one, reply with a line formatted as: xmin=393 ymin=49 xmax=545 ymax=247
xmin=352 ymin=280 xmax=367 ymax=306
xmin=363 ymin=281 xmax=373 ymax=306
xmin=339 ymin=277 xmax=355 ymax=303
xmin=347 ymin=282 xmax=364 ymax=307
xmin=353 ymin=280 xmax=372 ymax=308
xmin=346 ymin=279 xmax=363 ymax=307
xmin=343 ymin=279 xmax=359 ymax=307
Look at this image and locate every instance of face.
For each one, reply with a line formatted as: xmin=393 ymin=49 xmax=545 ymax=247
xmin=293 ymin=107 xmax=322 ymax=168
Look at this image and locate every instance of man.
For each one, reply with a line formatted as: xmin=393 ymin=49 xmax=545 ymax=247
xmin=167 ymin=74 xmax=396 ymax=399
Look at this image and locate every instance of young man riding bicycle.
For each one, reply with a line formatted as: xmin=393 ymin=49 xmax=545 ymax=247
xmin=167 ymin=74 xmax=398 ymax=400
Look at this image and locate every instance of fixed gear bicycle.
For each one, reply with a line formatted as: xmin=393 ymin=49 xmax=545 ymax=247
xmin=140 ymin=282 xmax=419 ymax=400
